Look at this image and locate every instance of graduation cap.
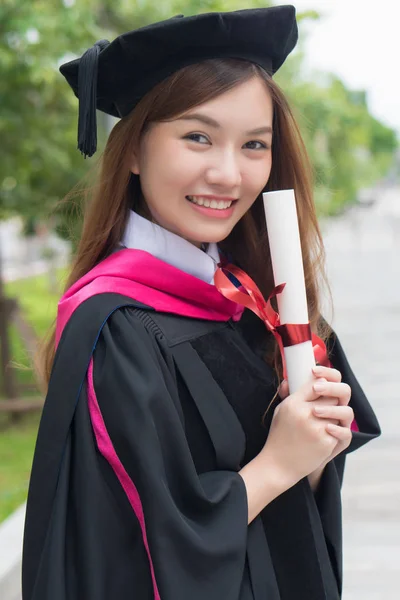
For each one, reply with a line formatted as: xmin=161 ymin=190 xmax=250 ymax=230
xmin=60 ymin=6 xmax=298 ymax=158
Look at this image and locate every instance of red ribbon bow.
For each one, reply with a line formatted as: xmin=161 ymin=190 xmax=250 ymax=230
xmin=214 ymin=263 xmax=330 ymax=379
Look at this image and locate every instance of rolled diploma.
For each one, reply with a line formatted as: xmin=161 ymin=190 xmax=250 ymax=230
xmin=262 ymin=189 xmax=315 ymax=392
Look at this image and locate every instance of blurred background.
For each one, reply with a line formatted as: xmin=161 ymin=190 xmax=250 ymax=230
xmin=0 ymin=1 xmax=399 ymax=599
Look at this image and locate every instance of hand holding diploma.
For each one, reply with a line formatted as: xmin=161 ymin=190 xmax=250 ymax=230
xmin=261 ymin=190 xmax=354 ymax=487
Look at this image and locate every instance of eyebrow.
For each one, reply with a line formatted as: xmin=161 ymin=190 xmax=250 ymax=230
xmin=177 ymin=113 xmax=273 ymax=136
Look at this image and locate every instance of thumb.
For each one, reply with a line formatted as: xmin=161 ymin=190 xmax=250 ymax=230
xmin=279 ymin=379 xmax=289 ymax=399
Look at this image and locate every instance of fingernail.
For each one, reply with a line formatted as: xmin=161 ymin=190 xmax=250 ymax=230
xmin=313 ymin=382 xmax=326 ymax=392
xmin=312 ymin=366 xmax=322 ymax=373
xmin=314 ymin=406 xmax=324 ymax=415
xmin=326 ymin=423 xmax=337 ymax=433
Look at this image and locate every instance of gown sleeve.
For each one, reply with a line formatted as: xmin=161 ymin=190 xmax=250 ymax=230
xmin=313 ymin=328 xmax=381 ymax=593
xmin=23 ymin=306 xmax=250 ymax=600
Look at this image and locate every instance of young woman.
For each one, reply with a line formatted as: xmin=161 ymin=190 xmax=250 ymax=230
xmin=22 ymin=6 xmax=380 ymax=600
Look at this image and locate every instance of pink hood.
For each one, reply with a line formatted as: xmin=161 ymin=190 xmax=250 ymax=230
xmin=56 ymin=248 xmax=244 ymax=345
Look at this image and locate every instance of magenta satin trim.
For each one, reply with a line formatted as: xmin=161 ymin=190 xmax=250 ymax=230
xmin=87 ymin=358 xmax=160 ymax=600
xmin=351 ymin=420 xmax=359 ymax=432
xmin=56 ymin=249 xmax=244 ymax=345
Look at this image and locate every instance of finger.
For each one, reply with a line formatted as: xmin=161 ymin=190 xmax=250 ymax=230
xmin=312 ymin=397 xmax=339 ymax=408
xmin=313 ymin=405 xmax=354 ymax=428
xmin=279 ymin=380 xmax=289 ymax=400
xmin=312 ymin=365 xmax=342 ymax=382
xmin=296 ymin=377 xmax=328 ymax=403
xmin=311 ymin=399 xmax=340 ymax=426
xmin=312 ymin=381 xmax=351 ymax=405
xmin=326 ymin=423 xmax=353 ymax=446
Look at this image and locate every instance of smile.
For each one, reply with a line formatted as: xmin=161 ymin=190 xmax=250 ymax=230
xmin=186 ymin=196 xmax=236 ymax=210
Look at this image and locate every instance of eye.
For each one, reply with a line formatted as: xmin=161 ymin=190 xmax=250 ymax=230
xmin=244 ymin=140 xmax=269 ymax=150
xmin=183 ymin=133 xmax=210 ymax=144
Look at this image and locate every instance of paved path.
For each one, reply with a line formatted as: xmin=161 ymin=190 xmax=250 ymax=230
xmin=0 ymin=216 xmax=70 ymax=283
xmin=322 ymin=186 xmax=400 ymax=599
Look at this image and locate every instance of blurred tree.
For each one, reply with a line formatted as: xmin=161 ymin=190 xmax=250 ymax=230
xmin=283 ymin=74 xmax=397 ymax=214
xmin=2 ymin=1 xmax=90 ymax=222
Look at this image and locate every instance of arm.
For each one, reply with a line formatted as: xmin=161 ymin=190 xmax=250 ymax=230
xmin=239 ymin=452 xmax=295 ymax=524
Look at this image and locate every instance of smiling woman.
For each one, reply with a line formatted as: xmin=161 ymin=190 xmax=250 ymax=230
xmin=22 ymin=6 xmax=380 ymax=600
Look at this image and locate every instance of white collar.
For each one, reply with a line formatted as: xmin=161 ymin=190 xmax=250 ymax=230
xmin=121 ymin=210 xmax=221 ymax=284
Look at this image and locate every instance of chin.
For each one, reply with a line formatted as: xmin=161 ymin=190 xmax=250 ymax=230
xmin=187 ymin=227 xmax=233 ymax=246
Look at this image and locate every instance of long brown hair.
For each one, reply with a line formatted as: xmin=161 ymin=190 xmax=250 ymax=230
xmin=41 ymin=58 xmax=331 ymax=385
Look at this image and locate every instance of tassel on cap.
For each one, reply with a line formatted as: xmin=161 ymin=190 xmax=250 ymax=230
xmin=77 ymin=39 xmax=110 ymax=158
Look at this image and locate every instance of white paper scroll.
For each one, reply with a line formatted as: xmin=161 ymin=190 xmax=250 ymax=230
xmin=262 ymin=189 xmax=315 ymax=392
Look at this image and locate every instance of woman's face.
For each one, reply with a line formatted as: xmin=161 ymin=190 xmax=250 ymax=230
xmin=131 ymin=76 xmax=274 ymax=247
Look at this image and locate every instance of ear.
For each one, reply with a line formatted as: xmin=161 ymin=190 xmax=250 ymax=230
xmin=130 ymin=151 xmax=140 ymax=175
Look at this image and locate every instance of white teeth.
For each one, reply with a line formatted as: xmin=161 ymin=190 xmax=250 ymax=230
xmin=187 ymin=196 xmax=233 ymax=209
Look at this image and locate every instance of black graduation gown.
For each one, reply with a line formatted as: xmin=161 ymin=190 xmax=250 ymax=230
xmin=22 ymin=293 xmax=380 ymax=600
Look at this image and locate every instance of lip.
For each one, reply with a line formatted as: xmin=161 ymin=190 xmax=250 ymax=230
xmin=186 ymin=196 xmax=237 ymax=219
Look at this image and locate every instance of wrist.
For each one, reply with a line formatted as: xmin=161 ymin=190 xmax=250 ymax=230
xmin=308 ymin=463 xmax=326 ymax=492
xmin=255 ymin=448 xmax=299 ymax=496
xmin=239 ymin=451 xmax=297 ymax=525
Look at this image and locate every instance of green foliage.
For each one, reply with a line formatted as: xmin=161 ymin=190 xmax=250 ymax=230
xmin=276 ymin=42 xmax=398 ymax=213
xmin=6 ymin=269 xmax=65 ymax=335
xmin=1 ymin=0 xmax=398 ymax=232
xmin=4 ymin=268 xmax=66 ymax=394
xmin=1 ymin=0 xmax=96 ymax=221
xmin=170 ymin=0 xmax=272 ymax=12
xmin=0 ymin=269 xmax=65 ymax=521
xmin=0 ymin=411 xmax=41 ymax=522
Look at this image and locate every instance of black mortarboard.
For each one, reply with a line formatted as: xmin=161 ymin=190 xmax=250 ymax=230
xmin=60 ymin=6 xmax=298 ymax=158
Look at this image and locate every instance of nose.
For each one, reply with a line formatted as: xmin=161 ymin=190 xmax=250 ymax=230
xmin=205 ymin=150 xmax=242 ymax=190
